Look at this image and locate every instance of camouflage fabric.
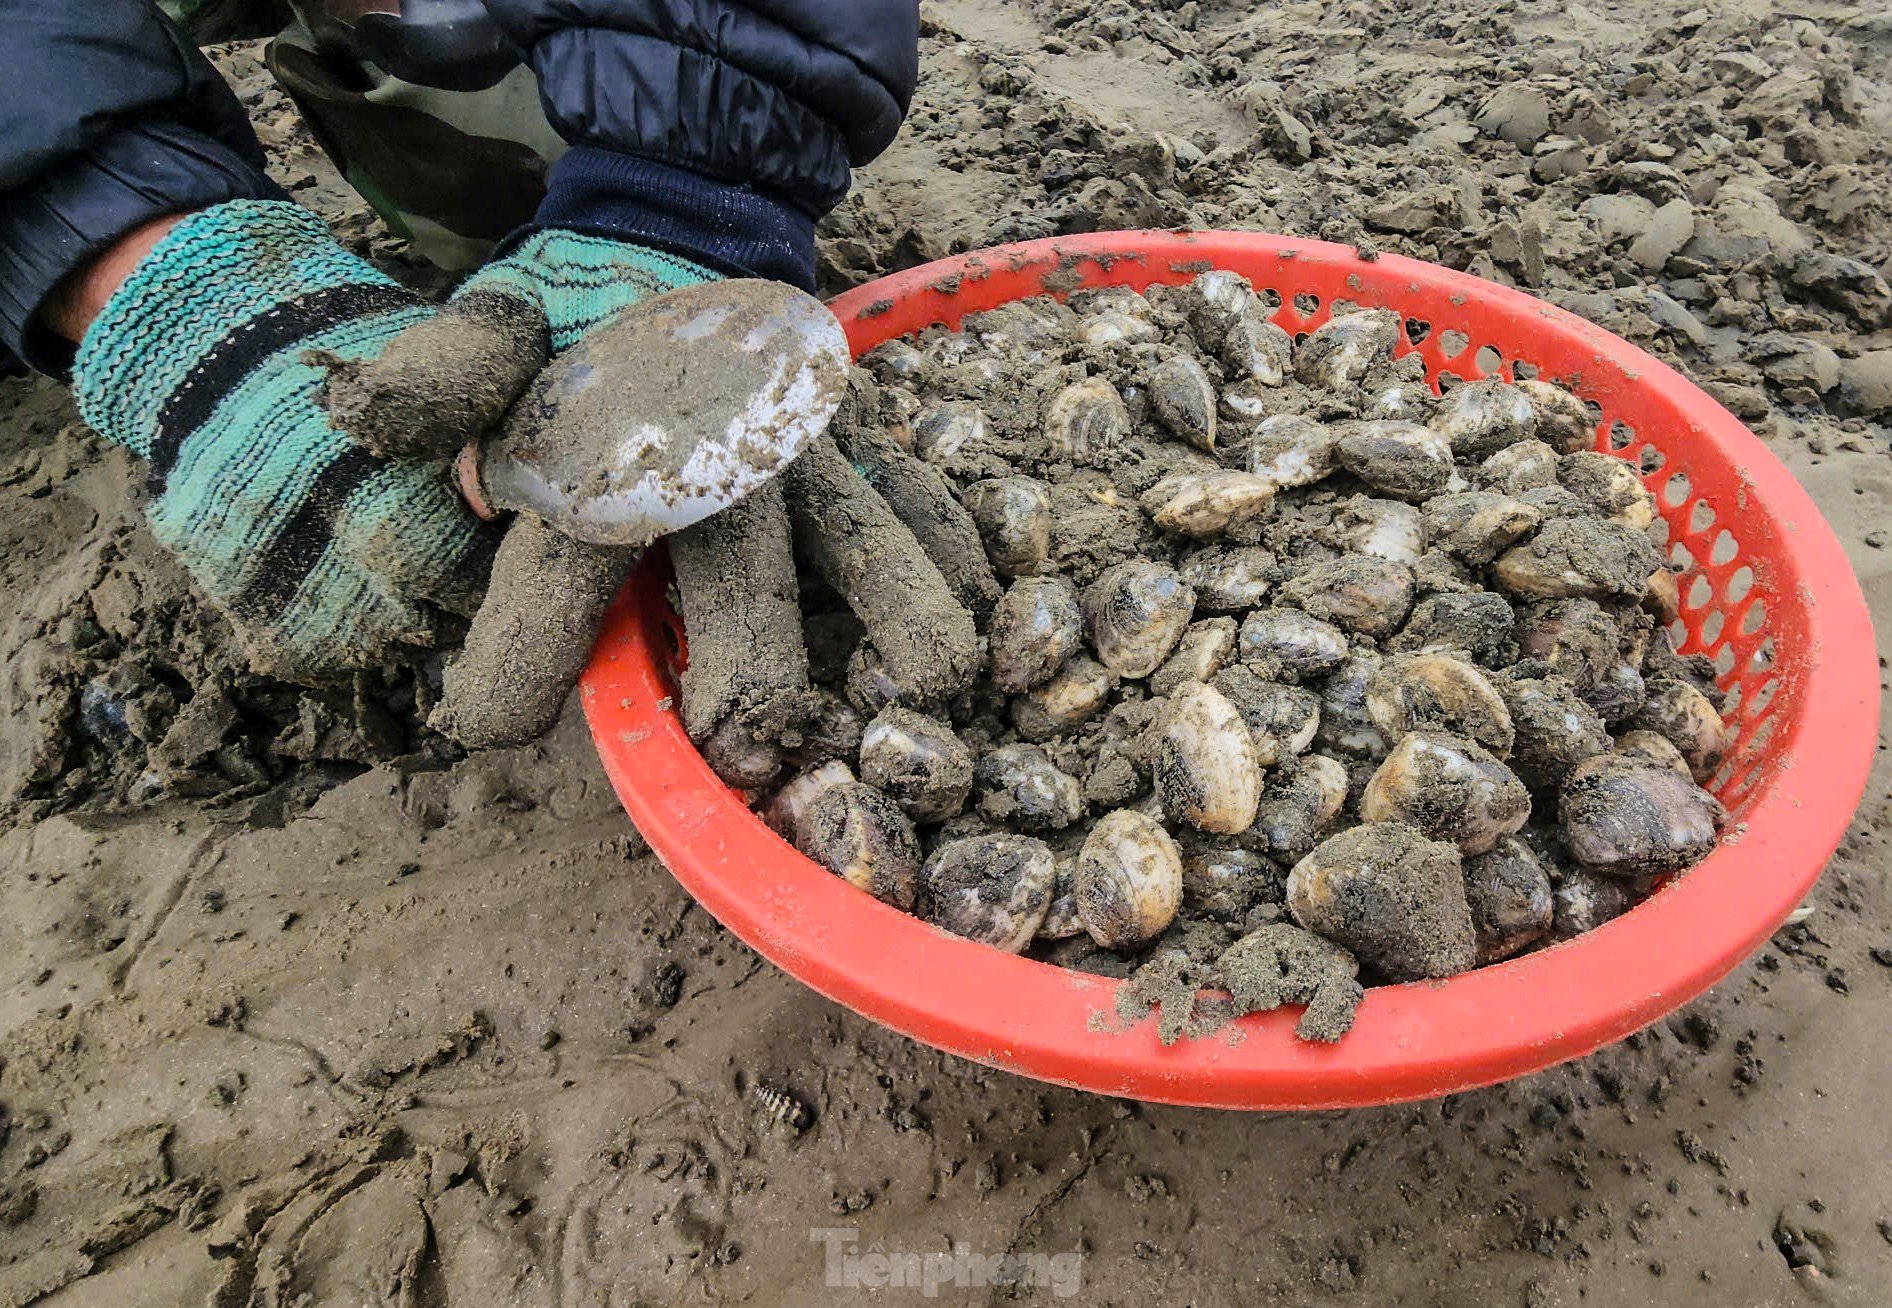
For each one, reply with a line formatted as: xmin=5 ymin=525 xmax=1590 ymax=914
xmin=163 ymin=1 xmax=567 ymax=269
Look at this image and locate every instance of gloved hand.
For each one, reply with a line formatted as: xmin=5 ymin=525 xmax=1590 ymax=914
xmin=324 ymin=228 xmax=721 ymax=460
xmin=72 ymin=199 xmax=495 ymax=682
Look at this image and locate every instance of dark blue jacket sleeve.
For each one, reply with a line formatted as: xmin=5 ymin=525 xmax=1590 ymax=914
xmin=0 ymin=1 xmax=284 ymax=374
xmin=478 ymin=0 xmax=919 ymax=214
xmin=479 ymin=0 xmax=919 ymax=291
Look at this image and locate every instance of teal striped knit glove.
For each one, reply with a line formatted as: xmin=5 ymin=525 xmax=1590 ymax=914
xmin=325 ymin=230 xmax=721 ymax=459
xmin=462 ymin=230 xmax=720 ymax=352
xmin=73 ymin=200 xmax=495 ymax=683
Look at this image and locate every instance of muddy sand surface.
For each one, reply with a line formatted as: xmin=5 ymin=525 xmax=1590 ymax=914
xmin=4 ymin=3 xmax=1892 ymax=1304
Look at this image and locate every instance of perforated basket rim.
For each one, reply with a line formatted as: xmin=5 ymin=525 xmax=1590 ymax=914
xmin=580 ymin=231 xmax=1879 ymax=1110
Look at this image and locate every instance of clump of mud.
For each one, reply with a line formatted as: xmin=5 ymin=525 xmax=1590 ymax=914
xmin=689 ymin=271 xmax=1736 ymax=1042
xmin=0 ymin=378 xmax=454 ymax=822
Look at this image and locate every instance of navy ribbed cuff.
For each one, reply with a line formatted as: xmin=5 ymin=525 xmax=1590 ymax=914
xmin=0 ymin=121 xmax=285 ymax=376
xmin=521 ymin=147 xmax=816 ymax=292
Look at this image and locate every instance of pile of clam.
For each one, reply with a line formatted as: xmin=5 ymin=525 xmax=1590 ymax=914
xmin=722 ymin=271 xmax=1733 ymax=1042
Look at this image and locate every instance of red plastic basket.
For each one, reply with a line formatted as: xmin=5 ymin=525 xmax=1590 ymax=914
xmin=580 ymin=232 xmax=1879 ymax=1109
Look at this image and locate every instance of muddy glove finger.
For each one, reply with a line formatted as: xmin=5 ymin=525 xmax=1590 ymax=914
xmin=669 ymin=483 xmax=818 ymax=788
xmin=427 ymin=514 xmax=638 ymax=750
xmin=782 ymin=437 xmax=981 ymax=705
xmin=832 ymin=424 xmax=1002 ymax=619
xmin=319 ymin=291 xmax=553 ymax=460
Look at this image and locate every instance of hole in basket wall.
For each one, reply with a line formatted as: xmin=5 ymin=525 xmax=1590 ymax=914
xmin=1609 ymin=419 xmax=1636 ymax=451
xmin=1405 ymin=317 xmax=1431 ymax=345
xmin=1663 ymin=471 xmax=1693 ymax=507
xmin=1690 ymin=500 xmax=1718 ymax=534
xmin=1293 ymin=291 xmax=1321 ymax=315
xmin=1710 ymin=529 xmax=1738 ymax=566
xmin=1474 ymin=344 xmax=1504 ymax=376
xmin=1440 ymin=328 xmax=1471 ymax=357
xmin=1739 ymin=596 xmax=1767 ymax=635
xmin=1640 ymin=444 xmax=1667 ymax=474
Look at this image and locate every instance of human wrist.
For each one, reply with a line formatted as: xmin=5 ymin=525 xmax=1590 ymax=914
xmin=39 ymin=212 xmax=192 ymax=344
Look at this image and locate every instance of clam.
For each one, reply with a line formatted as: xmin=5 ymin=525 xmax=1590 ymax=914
xmin=1010 ymin=655 xmax=1115 ymax=740
xmin=786 ymin=687 xmax=866 ymax=767
xmin=1246 ymin=754 xmax=1350 ymax=857
xmin=1069 ymin=285 xmax=1155 ymax=318
xmin=1496 ymin=674 xmax=1612 ymax=791
xmin=1149 ymin=617 xmax=1238 ymax=698
xmin=1044 ymin=376 xmax=1131 ymax=463
xmin=1631 ymin=678 xmax=1730 ymax=783
xmin=1325 ymin=496 xmax=1426 ymax=565
xmin=1278 ymin=556 xmax=1415 ymax=639
xmin=1315 ymin=650 xmax=1391 ymax=759
xmin=1181 ymin=546 xmax=1274 ymax=612
xmin=1558 ymin=753 xmax=1726 ymax=875
xmin=1477 ymin=438 xmax=1561 ymax=494
xmin=1584 ymin=660 xmax=1649 ymax=726
xmin=843 ymin=643 xmax=903 ymax=714
xmin=1422 ymin=491 xmax=1542 ymax=565
xmin=1389 ymin=592 xmax=1517 ymax=664
xmin=1147 ymin=354 xmax=1219 ymax=451
xmin=1182 ymin=845 xmax=1285 ymax=922
xmin=859 ymin=707 xmax=974 ymax=822
xmin=797 ymin=782 xmax=922 ymax=909
xmin=1074 ymin=809 xmax=1184 ymax=950
xmin=1036 ymin=857 xmax=1087 ymax=940
xmin=989 ymin=575 xmax=1084 ymax=693
xmin=1219 ymin=923 xmax=1365 ymax=1042
xmin=1219 ymin=378 xmax=1275 ymax=423
xmin=698 ymin=715 xmax=786 ymax=790
xmin=974 ymin=744 xmax=1085 ymax=831
xmin=1428 ymin=379 xmax=1538 ymax=460
xmin=1551 ymin=865 xmax=1633 ymax=937
xmin=1141 ymin=470 xmax=1276 ymax=537
xmin=1238 ymin=608 xmax=1350 ymax=678
xmin=1614 ymin=728 xmax=1691 ymax=774
xmin=1643 ymin=566 xmax=1682 ymax=625
xmin=1412 ymin=548 xmax=1480 ymax=595
xmin=1077 ymin=311 xmax=1162 ymax=347
xmin=1149 ymin=681 xmax=1263 ymax=834
xmin=1082 ymin=560 xmax=1197 ymax=677
xmin=913 ymin=400 xmax=993 ymax=463
xmin=1245 ymin=414 xmax=1340 ymax=488
xmin=1213 ymin=665 xmax=1322 ymax=764
xmin=1223 ymin=316 xmax=1295 ymax=387
xmin=1335 ymin=421 xmax=1456 ymax=501
xmin=763 ymin=760 xmax=855 ymax=844
xmin=963 ymin=476 xmax=1053 ymax=577
xmin=1518 ymin=378 xmax=1596 ymax=453
xmin=863 ymin=337 xmax=927 ymax=383
xmin=1492 ymin=516 xmax=1661 ymax=602
xmin=1516 ymin=484 xmax=1590 ymax=520
xmin=1286 ymin=822 xmax=1477 ymax=981
xmin=1370 ymin=381 xmax=1436 ymax=421
xmin=1514 ymin=597 xmax=1623 ymax=691
xmin=1358 ymin=730 xmax=1532 ymax=854
xmin=1175 ymin=268 xmax=1265 ymax=347
xmin=1365 ymin=652 xmax=1515 ymax=755
xmin=1293 ymin=308 xmax=1402 ymax=390
xmin=1559 ymin=452 xmax=1657 ymax=528
xmin=1462 ymin=836 xmax=1554 ymax=962
xmin=919 ymin=834 xmax=1057 ymax=953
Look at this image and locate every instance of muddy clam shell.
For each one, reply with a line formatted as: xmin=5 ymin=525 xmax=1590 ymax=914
xmin=1074 ymin=809 xmax=1184 ymax=950
xmin=919 ymin=833 xmax=1057 ymax=954
xmin=988 ymin=576 xmax=1084 ymax=694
